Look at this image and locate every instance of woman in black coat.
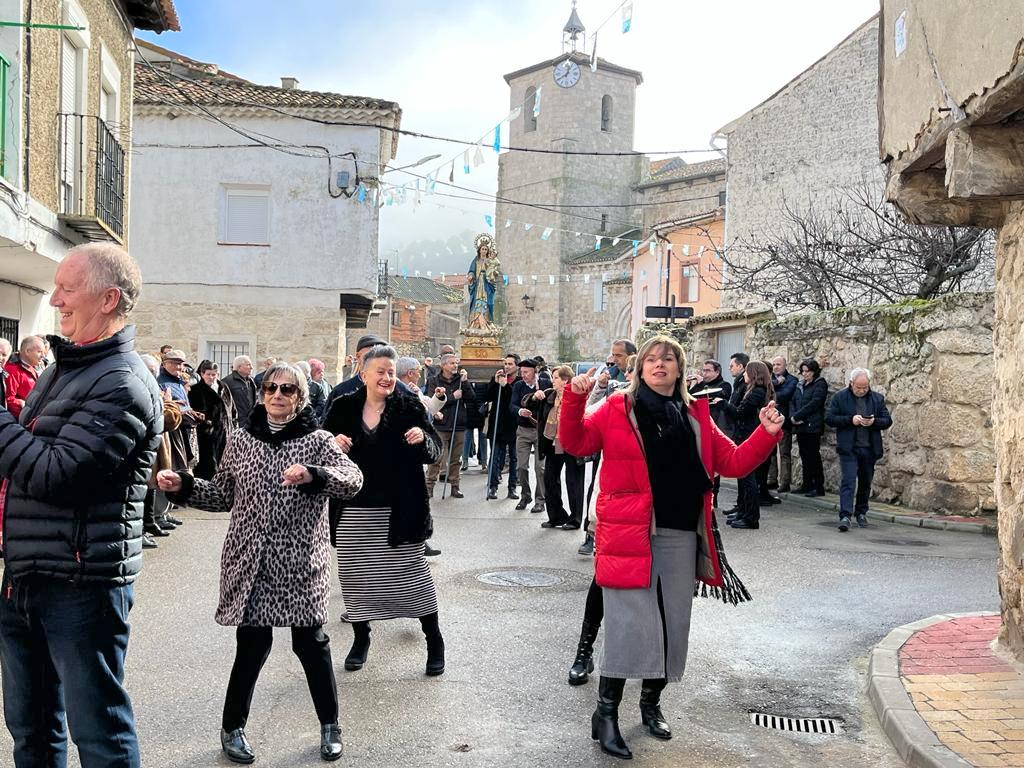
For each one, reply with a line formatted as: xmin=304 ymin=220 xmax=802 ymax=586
xmin=790 ymin=358 xmax=828 ymax=497
xmin=717 ymin=361 xmax=774 ymax=529
xmin=321 ymin=345 xmax=447 ymax=677
xmin=188 ymin=360 xmax=230 ymax=479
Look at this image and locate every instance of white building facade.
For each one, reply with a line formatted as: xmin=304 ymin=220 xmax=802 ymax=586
xmin=129 ymin=42 xmax=400 ymax=376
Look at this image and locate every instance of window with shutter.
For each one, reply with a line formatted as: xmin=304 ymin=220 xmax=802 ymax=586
xmin=221 ymin=187 xmax=270 ymax=245
xmin=60 ymin=36 xmax=82 ymax=213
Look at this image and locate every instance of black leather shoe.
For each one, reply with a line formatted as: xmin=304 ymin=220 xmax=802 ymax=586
xmin=726 ymin=513 xmax=739 ymax=523
xmin=541 ymin=519 xmax=569 ymax=528
xmin=578 ymin=534 xmax=595 ymax=556
xmin=425 ymin=634 xmax=445 ymax=676
xmin=562 ymin=522 xmax=582 ymax=530
xmin=531 ymin=504 xmax=545 ymax=514
xmin=157 ymin=519 xmax=177 ymax=531
xmin=592 ymin=677 xmax=632 ymax=759
xmin=142 ymin=533 xmax=158 ymax=549
xmin=450 ymin=489 xmax=464 ymax=499
xmin=344 ymin=623 xmax=371 ymax=671
xmin=221 ymin=728 xmax=255 ymax=764
xmin=640 ymin=683 xmax=672 ymax=740
xmin=165 ymin=514 xmax=184 ymax=525
xmin=730 ymin=519 xmax=759 ymax=529
xmin=424 ymin=542 xmax=441 ymax=557
xmin=568 ymin=620 xmax=599 ymax=685
xmin=320 ymin=723 xmax=343 ymax=761
xmin=145 ymin=524 xmax=170 ymax=537
xmin=486 ymin=489 xmax=498 ymax=500
xmin=506 ymin=489 xmax=519 ymax=500
xmin=759 ymin=495 xmax=781 ymax=505
xmin=515 ymin=498 xmax=529 ymax=511
xmin=804 ymin=490 xmax=825 ymax=498
xmin=723 ymin=506 xmax=741 ymax=516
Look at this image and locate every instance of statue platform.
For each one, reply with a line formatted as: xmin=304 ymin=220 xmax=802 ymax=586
xmin=459 ymin=325 xmax=504 ymax=381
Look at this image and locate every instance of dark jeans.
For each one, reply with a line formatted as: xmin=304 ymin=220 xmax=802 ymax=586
xmin=797 ymin=432 xmax=825 ymax=492
xmin=488 ymin=435 xmax=518 ymax=492
xmin=0 ymin=571 xmax=139 ymax=768
xmin=839 ymin=447 xmax=877 ymax=519
xmin=461 ymin=428 xmax=488 ymax=467
xmin=222 ymin=626 xmax=338 ymax=731
xmin=543 ymin=451 xmax=585 ymax=525
xmin=736 ymin=471 xmax=760 ymax=523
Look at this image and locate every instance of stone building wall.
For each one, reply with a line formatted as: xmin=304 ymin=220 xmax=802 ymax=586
xmin=720 ymin=16 xmax=883 ymax=310
xmin=732 ymin=294 xmax=995 ymax=515
xmin=996 ymin=204 xmax=1024 ymax=653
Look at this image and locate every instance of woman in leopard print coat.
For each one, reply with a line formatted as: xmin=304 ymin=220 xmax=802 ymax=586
xmin=158 ymin=362 xmax=362 ymax=763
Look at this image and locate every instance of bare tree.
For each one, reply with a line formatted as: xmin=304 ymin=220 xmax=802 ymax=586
xmin=716 ymin=186 xmax=995 ymax=312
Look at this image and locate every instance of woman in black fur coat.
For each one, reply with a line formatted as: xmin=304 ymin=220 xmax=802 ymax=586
xmin=321 ymin=345 xmax=447 ymax=677
xmin=188 ymin=360 xmax=231 ymax=479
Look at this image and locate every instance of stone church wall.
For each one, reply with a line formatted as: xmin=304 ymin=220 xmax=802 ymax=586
xmin=721 ymin=17 xmax=883 ymax=310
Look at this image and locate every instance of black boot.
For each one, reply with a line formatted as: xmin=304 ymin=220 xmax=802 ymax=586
xmin=568 ymin=620 xmax=600 ymax=686
xmin=344 ymin=622 xmax=370 ymax=671
xmin=591 ymin=676 xmax=632 ymax=759
xmin=640 ymin=678 xmax=672 ymax=739
xmin=220 ymin=728 xmax=256 ymax=764
xmin=420 ymin=612 xmax=445 ymax=676
xmin=320 ymin=723 xmax=343 ymax=761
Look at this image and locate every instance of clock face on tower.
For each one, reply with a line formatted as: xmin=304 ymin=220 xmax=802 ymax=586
xmin=553 ymin=59 xmax=581 ymax=88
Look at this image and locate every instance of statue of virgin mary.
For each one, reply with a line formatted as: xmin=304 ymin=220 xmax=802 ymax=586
xmin=466 ymin=233 xmax=501 ymax=329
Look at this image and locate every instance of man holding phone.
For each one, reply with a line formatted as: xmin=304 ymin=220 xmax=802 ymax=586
xmin=825 ymin=367 xmax=893 ymax=532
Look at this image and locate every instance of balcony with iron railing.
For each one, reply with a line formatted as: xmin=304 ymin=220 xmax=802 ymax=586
xmin=57 ymin=113 xmax=125 ymax=242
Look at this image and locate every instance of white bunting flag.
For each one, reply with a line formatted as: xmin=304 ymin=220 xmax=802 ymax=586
xmin=473 ymin=144 xmax=485 ymax=167
xmin=541 ymin=227 xmax=553 ymax=240
xmin=524 ymin=223 xmax=534 ymax=231
xmin=505 ymin=219 xmax=512 ymax=228
xmin=612 ymin=238 xmax=621 ymax=246
xmin=516 ymin=275 xmax=523 ymax=285
xmin=549 ymin=275 xmax=555 ymax=285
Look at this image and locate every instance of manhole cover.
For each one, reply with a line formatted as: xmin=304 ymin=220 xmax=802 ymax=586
xmin=868 ymin=538 xmax=934 ymax=547
xmin=750 ymin=712 xmax=843 ymax=735
xmin=477 ymin=570 xmax=563 ymax=588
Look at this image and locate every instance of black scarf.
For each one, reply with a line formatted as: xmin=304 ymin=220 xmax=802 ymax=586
xmin=246 ymin=404 xmax=320 ymax=444
xmin=633 ymin=382 xmax=713 ymax=531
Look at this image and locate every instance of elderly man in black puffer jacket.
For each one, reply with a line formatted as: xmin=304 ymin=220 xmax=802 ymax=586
xmin=0 ymin=243 xmax=162 ymax=768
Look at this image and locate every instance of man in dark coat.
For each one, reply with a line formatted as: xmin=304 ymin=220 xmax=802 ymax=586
xmin=0 ymin=243 xmax=162 ymax=768
xmin=510 ymin=358 xmax=545 ymax=513
xmin=825 ymin=368 xmax=893 ymax=532
xmin=767 ymin=356 xmax=799 ymax=492
xmin=688 ymin=359 xmax=733 ymax=509
xmin=221 ymin=355 xmax=258 ymax=427
xmin=424 ymin=353 xmax=473 ymax=498
xmin=485 ymin=354 xmax=520 ymax=500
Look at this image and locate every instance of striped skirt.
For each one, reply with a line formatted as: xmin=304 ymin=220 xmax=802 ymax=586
xmin=335 ymin=507 xmax=438 ymax=622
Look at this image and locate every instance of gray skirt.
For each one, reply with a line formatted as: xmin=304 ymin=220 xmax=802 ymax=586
xmin=600 ymin=529 xmax=697 ymax=682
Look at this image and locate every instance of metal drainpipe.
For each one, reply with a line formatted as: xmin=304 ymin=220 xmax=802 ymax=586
xmin=22 ymin=0 xmax=31 ymax=193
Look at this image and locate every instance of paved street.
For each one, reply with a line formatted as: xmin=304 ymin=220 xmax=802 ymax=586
xmin=0 ymin=466 xmax=998 ymax=767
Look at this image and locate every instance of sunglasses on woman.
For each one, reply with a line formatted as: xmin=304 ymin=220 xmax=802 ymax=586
xmin=262 ymin=382 xmax=299 ymax=396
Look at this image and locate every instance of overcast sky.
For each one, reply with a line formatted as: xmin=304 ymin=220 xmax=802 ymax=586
xmin=139 ymin=0 xmax=879 ymax=253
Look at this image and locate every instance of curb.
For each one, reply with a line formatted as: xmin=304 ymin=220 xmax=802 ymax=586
xmin=868 ymin=612 xmax=999 ymax=768
xmin=718 ymin=480 xmax=996 ymax=535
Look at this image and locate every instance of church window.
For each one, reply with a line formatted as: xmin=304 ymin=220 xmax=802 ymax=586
xmin=601 ymin=95 xmax=613 ymax=132
xmin=593 ymin=280 xmax=606 ymax=312
xmin=600 ymin=213 xmax=608 ymax=232
xmin=525 ymin=86 xmax=537 ymax=132
xmin=718 ymin=189 xmax=727 ymax=206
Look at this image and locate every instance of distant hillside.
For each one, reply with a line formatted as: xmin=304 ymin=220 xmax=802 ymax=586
xmin=384 ymin=229 xmax=478 ymax=276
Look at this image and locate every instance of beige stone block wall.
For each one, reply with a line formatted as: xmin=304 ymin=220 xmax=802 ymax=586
xmin=131 ymin=300 xmax=344 ymax=379
xmin=693 ymin=295 xmax=996 ymax=515
xmin=996 ymin=203 xmax=1024 ymax=657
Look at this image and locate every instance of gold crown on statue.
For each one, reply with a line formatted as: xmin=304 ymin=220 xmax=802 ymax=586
xmin=474 ymin=233 xmax=496 ymax=253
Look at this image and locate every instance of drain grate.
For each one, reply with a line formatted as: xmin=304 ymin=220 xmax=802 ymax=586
xmin=750 ymin=712 xmax=843 ymax=735
xmin=476 ymin=570 xmax=563 ymax=588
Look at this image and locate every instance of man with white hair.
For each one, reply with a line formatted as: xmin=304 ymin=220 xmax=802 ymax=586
xmin=0 ymin=242 xmax=163 ymax=767
xmin=4 ymin=335 xmax=46 ymax=417
xmin=221 ymin=355 xmax=258 ymax=427
xmin=825 ymin=367 xmax=893 ymax=532
xmin=397 ymin=356 xmax=446 ymax=416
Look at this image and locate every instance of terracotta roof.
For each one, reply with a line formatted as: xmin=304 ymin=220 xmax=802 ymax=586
xmin=637 ymin=158 xmax=726 ymax=189
xmin=387 ymin=276 xmax=463 ymax=305
xmin=133 ymin=60 xmax=400 ymax=112
xmin=124 ymin=0 xmax=180 ymax=32
xmin=651 ymin=209 xmax=722 ymax=232
xmin=649 ymin=156 xmax=685 ymax=175
xmin=568 ymin=228 xmax=644 ymax=265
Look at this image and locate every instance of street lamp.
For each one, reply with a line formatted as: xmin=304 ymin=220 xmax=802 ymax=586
xmin=384 ymin=154 xmax=442 ymax=174
xmin=521 ymin=294 xmax=535 ymax=311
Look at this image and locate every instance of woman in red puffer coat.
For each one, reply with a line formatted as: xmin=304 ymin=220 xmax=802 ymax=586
xmin=559 ymin=334 xmax=784 ymax=760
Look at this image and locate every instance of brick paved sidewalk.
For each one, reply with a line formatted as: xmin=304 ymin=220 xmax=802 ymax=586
xmin=899 ymin=615 xmax=1024 ymax=766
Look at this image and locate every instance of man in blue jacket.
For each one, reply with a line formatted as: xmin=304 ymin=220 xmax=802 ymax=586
xmin=825 ymin=367 xmax=893 ymax=532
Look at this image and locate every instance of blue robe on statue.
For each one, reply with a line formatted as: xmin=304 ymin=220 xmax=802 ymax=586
xmin=467 ymin=256 xmax=496 ymax=323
